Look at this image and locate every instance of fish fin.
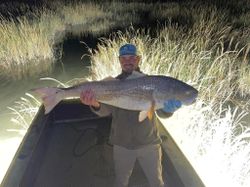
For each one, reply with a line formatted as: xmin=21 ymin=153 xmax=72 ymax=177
xmin=31 ymin=87 xmax=63 ymax=114
xmin=147 ymin=103 xmax=155 ymax=121
xmin=147 ymin=100 xmax=156 ymax=121
xmin=102 ymin=76 xmax=116 ymax=81
xmin=139 ymin=111 xmax=148 ymax=122
xmin=138 ymin=100 xmax=156 ymax=122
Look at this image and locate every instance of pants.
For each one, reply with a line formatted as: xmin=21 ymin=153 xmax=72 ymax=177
xmin=113 ymin=144 xmax=164 ymax=187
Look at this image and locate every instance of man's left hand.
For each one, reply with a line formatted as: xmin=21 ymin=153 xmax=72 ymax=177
xmin=163 ymin=99 xmax=182 ymax=113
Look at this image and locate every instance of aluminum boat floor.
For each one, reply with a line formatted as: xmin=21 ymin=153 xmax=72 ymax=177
xmin=30 ymin=119 xmax=180 ymax=187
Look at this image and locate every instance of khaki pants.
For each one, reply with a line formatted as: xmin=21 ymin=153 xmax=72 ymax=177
xmin=113 ymin=144 xmax=164 ymax=187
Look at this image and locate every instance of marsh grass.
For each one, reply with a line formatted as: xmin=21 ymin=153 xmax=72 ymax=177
xmin=0 ymin=1 xmax=109 ymax=80
xmin=8 ymin=93 xmax=40 ymax=130
xmin=160 ymin=100 xmax=250 ymax=186
xmin=0 ymin=10 xmax=60 ymax=79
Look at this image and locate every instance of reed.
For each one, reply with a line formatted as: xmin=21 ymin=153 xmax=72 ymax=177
xmin=0 ymin=1 xmax=107 ymax=80
xmin=8 ymin=93 xmax=40 ymax=130
xmin=161 ymin=100 xmax=250 ymax=187
xmin=0 ymin=9 xmax=58 ymax=80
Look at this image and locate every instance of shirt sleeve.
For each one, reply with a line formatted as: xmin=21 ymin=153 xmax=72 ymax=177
xmin=90 ymin=103 xmax=112 ymax=117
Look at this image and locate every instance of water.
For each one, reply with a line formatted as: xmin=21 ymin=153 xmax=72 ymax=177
xmin=0 ymin=36 xmax=92 ymax=183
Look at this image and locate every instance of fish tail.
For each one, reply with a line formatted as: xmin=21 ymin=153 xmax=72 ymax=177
xmin=31 ymin=87 xmax=63 ymax=114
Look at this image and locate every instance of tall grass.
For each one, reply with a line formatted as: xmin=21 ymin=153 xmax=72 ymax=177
xmin=0 ymin=13 xmax=57 ymax=80
xmin=8 ymin=93 xmax=40 ymax=130
xmin=161 ymin=100 xmax=250 ymax=187
xmin=0 ymin=2 xmax=108 ymax=80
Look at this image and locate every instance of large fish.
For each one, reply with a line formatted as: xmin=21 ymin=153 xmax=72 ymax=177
xmin=32 ymin=73 xmax=198 ymax=121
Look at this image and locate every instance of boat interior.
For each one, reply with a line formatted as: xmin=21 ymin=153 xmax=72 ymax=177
xmin=1 ymin=99 xmax=204 ymax=187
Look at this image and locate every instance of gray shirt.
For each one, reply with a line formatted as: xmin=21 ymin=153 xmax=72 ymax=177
xmin=92 ymin=103 xmax=162 ymax=149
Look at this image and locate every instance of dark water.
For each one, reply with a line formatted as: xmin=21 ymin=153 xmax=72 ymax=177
xmin=0 ymin=36 xmax=93 ymax=182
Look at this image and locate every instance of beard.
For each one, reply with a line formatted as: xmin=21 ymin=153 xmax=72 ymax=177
xmin=123 ymin=64 xmax=135 ymax=72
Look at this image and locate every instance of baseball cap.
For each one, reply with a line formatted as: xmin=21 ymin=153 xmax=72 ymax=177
xmin=119 ymin=44 xmax=137 ymax=56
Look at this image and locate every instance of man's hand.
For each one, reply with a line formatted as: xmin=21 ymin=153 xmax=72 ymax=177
xmin=80 ymin=89 xmax=100 ymax=108
xmin=163 ymin=99 xmax=182 ymax=113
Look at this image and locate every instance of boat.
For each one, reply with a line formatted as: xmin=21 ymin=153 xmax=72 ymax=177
xmin=1 ymin=99 xmax=205 ymax=187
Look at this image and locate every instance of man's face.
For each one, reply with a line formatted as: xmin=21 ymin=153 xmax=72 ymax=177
xmin=119 ymin=55 xmax=140 ymax=73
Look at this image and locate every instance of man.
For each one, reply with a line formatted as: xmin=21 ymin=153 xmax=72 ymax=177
xmin=80 ymin=44 xmax=181 ymax=187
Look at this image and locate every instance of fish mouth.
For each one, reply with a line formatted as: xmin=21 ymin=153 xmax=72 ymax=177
xmin=189 ymin=98 xmax=196 ymax=104
xmin=182 ymin=98 xmax=196 ymax=105
xmin=183 ymin=89 xmax=198 ymax=105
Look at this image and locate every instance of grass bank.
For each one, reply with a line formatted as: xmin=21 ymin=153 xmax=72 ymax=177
xmin=0 ymin=1 xmax=110 ymax=80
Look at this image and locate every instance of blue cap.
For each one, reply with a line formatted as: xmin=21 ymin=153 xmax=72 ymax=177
xmin=119 ymin=44 xmax=137 ymax=56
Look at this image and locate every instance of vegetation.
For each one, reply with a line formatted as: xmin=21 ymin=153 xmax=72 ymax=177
xmin=0 ymin=1 xmax=108 ymax=79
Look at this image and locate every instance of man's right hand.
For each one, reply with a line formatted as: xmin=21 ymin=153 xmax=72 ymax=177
xmin=80 ymin=89 xmax=100 ymax=109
